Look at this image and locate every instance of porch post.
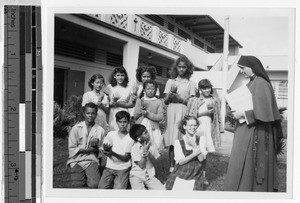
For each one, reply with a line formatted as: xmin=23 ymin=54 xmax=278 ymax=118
xmin=221 ymin=16 xmax=230 ymax=128
xmin=123 ymin=41 xmax=140 ymax=86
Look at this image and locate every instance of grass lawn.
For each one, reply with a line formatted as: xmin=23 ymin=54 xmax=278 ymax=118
xmin=53 ymin=137 xmax=287 ymax=191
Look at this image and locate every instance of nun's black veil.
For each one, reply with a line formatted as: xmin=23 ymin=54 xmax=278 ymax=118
xmin=237 ymin=55 xmax=271 ymax=84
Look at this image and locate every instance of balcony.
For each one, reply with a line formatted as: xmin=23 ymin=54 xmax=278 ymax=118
xmin=86 ymin=14 xmax=212 ymax=70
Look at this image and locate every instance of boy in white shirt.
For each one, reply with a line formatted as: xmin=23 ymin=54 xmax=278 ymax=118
xmin=129 ymin=124 xmax=165 ymax=190
xmin=98 ymin=110 xmax=134 ymax=189
xmin=67 ymin=102 xmax=105 ymax=188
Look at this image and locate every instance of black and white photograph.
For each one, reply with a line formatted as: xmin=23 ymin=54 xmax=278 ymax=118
xmin=31 ymin=0 xmax=298 ymax=202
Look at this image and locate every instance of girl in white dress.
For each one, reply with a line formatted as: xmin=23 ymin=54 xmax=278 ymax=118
xmin=82 ymin=73 xmax=109 ymax=133
xmin=196 ymin=79 xmax=216 ymax=154
xmin=163 ymin=56 xmax=196 ymax=172
xmin=105 ymin=66 xmax=135 ymax=131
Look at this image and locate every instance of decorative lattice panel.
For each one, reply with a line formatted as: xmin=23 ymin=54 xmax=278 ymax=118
xmin=158 ymin=29 xmax=168 ymax=47
xmin=173 ymin=37 xmax=181 ymax=52
xmin=88 ymin=14 xmax=101 ymax=20
xmin=140 ymin=20 xmax=153 ymax=40
xmin=110 ymin=14 xmax=128 ymax=30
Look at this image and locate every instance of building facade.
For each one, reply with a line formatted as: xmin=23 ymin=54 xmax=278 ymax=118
xmin=205 ymin=54 xmax=288 ymax=109
xmin=54 ymin=14 xmax=242 ymax=106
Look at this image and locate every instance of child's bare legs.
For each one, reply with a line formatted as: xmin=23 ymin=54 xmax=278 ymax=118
xmin=201 ymin=159 xmax=209 ymax=185
xmin=169 ymin=145 xmax=175 ymax=172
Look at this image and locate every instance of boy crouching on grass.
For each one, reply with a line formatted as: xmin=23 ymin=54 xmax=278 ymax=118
xmin=129 ymin=124 xmax=165 ymax=190
xmin=67 ymin=102 xmax=105 ymax=188
xmin=98 ymin=110 xmax=134 ymax=189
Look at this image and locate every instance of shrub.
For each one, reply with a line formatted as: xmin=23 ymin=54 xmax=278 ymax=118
xmin=53 ymin=95 xmax=85 ymax=139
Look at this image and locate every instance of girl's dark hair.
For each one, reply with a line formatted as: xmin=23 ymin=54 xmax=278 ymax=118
xmin=139 ymin=80 xmax=158 ymax=99
xmin=169 ymin=56 xmax=194 ymax=79
xmin=109 ymin=66 xmax=129 ymax=87
xmin=198 ymin=79 xmax=213 ymax=95
xmin=136 ymin=63 xmax=157 ymax=82
xmin=129 ymin=124 xmax=147 ymax=142
xmin=178 ymin=115 xmax=199 ymax=134
xmin=88 ymin=73 xmax=105 ymax=90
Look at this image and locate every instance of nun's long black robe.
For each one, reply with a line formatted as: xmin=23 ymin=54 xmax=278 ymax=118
xmin=224 ymin=76 xmax=283 ymax=192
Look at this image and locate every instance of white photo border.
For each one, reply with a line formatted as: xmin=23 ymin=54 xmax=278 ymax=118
xmin=41 ymin=0 xmax=297 ymax=202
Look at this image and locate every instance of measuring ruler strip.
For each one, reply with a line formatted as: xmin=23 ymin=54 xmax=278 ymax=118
xmin=4 ymin=5 xmax=41 ymax=203
xmin=4 ymin=5 xmax=20 ymax=203
xmin=19 ymin=6 xmax=26 ymax=202
xmin=26 ymin=6 xmax=33 ymax=202
xmin=31 ymin=6 xmax=37 ymax=203
xmin=35 ymin=6 xmax=42 ymax=201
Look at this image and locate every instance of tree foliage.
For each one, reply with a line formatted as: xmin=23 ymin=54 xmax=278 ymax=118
xmin=53 ymin=95 xmax=85 ymax=139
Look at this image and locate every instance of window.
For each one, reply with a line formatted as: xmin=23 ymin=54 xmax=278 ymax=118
xmin=168 ymin=23 xmax=175 ymax=32
xmin=106 ymin=52 xmax=123 ymax=66
xmin=206 ymin=46 xmax=215 ymax=53
xmin=178 ymin=28 xmax=190 ymax=40
xmin=144 ymin=15 xmax=165 ymax=26
xmin=194 ymin=38 xmax=204 ymax=48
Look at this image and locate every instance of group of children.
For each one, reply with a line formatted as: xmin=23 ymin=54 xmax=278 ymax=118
xmin=67 ymin=56 xmax=223 ymax=190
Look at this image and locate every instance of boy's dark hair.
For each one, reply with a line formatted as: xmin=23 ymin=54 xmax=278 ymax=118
xmin=170 ymin=55 xmax=194 ymax=79
xmin=129 ymin=124 xmax=146 ymax=142
xmin=136 ymin=63 xmax=157 ymax=82
xmin=198 ymin=79 xmax=213 ymax=95
xmin=178 ymin=115 xmax=199 ymax=134
xmin=115 ymin=110 xmax=131 ymax=122
xmin=84 ymin=102 xmax=98 ymax=112
xmin=109 ymin=66 xmax=129 ymax=87
xmin=140 ymin=80 xmax=158 ymax=99
xmin=88 ymin=73 xmax=105 ymax=90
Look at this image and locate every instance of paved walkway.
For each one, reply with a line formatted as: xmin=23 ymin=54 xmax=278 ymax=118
xmin=216 ymin=130 xmax=287 ymax=164
xmin=216 ymin=130 xmax=234 ymax=156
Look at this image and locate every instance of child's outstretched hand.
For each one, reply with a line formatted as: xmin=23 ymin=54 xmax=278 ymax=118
xmin=98 ymin=93 xmax=104 ymax=103
xmin=171 ymin=93 xmax=181 ymax=103
xmin=186 ymin=138 xmax=197 ymax=148
xmin=192 ymin=147 xmax=201 ymax=156
xmin=197 ymin=153 xmax=205 ymax=162
xmin=103 ymin=143 xmax=113 ymax=157
xmin=170 ymin=84 xmax=177 ymax=93
xmin=141 ymin=109 xmax=148 ymax=117
xmin=142 ymin=141 xmax=150 ymax=157
xmin=90 ymin=138 xmax=99 ymax=148
xmin=109 ymin=100 xmax=116 ymax=107
xmin=130 ymin=93 xmax=137 ymax=102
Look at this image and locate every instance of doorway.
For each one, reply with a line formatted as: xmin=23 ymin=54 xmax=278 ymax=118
xmin=54 ymin=67 xmax=85 ymax=107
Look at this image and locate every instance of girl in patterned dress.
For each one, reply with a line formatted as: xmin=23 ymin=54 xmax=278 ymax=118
xmin=165 ymin=116 xmax=204 ymax=191
xmin=129 ymin=63 xmax=159 ymax=121
xmin=163 ymin=56 xmax=196 ymax=171
xmin=82 ymin=73 xmax=110 ymax=133
xmin=186 ymin=79 xmax=223 ymax=185
xmin=105 ymin=66 xmax=135 ymax=131
xmin=134 ymin=80 xmax=164 ymax=151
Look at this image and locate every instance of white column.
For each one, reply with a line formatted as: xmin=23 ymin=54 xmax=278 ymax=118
xmin=123 ymin=41 xmax=140 ymax=86
xmin=152 ymin=26 xmax=159 ymax=44
xmin=126 ymin=15 xmax=134 ymax=33
xmin=221 ymin=16 xmax=230 ymax=128
xmin=167 ymin=33 xmax=174 ymax=50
